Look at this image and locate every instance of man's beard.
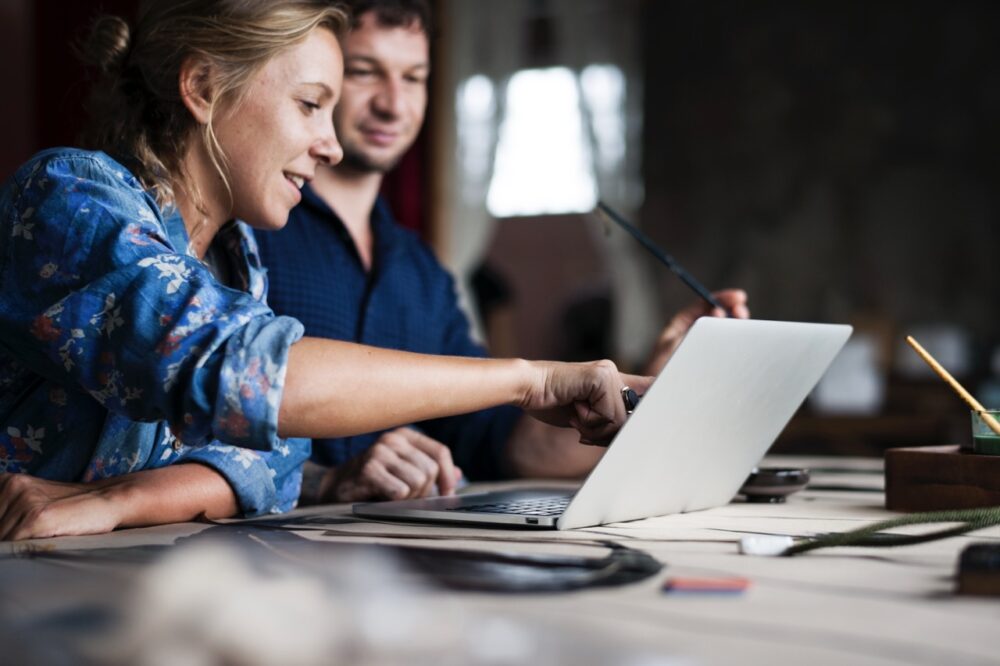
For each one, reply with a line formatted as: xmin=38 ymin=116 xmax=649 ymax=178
xmin=339 ymin=143 xmax=404 ymax=174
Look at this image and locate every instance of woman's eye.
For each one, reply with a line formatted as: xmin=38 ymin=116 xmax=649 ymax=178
xmin=299 ymin=100 xmax=321 ymax=112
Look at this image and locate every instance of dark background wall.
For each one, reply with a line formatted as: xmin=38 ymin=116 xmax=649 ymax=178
xmin=642 ymin=0 xmax=1000 ymax=346
xmin=0 ymin=1 xmax=139 ymax=178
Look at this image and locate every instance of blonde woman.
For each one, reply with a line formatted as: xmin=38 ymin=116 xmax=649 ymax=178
xmin=0 ymin=0 xmax=649 ymax=540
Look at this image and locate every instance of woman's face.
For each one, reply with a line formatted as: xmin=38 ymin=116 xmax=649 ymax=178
xmin=214 ymin=28 xmax=344 ymax=230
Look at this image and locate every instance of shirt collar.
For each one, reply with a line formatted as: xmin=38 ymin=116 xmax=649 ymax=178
xmin=161 ymin=206 xmax=194 ymax=256
xmin=299 ymin=183 xmax=403 ymax=268
xmin=163 ymin=207 xmax=256 ymax=293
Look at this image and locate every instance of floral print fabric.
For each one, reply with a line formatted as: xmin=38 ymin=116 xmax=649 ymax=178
xmin=0 ymin=149 xmax=309 ymax=516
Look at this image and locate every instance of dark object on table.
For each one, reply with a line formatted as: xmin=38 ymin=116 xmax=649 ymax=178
xmin=885 ymin=445 xmax=1000 ymax=512
xmin=396 ymin=542 xmax=663 ymax=593
xmin=183 ymin=526 xmax=663 ymax=593
xmin=739 ymin=467 xmax=810 ymax=503
xmin=957 ymin=543 xmax=1000 ymax=596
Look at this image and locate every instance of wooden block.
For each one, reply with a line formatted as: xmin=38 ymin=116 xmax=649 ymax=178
xmin=885 ymin=445 xmax=1000 ymax=512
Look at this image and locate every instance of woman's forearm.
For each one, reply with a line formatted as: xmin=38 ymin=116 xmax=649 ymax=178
xmin=278 ymin=337 xmax=539 ymax=439
xmin=103 ymin=463 xmax=239 ymax=527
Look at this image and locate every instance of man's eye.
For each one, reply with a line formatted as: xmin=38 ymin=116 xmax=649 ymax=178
xmin=347 ymin=69 xmax=375 ymax=77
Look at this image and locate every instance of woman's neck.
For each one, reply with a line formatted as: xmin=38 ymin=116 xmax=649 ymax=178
xmin=174 ymin=142 xmax=231 ymax=259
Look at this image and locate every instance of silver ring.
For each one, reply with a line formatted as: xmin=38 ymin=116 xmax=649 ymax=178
xmin=621 ymin=386 xmax=639 ymax=414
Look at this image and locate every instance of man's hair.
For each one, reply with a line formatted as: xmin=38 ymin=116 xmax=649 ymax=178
xmin=79 ymin=0 xmax=349 ymax=209
xmin=340 ymin=0 xmax=432 ymax=36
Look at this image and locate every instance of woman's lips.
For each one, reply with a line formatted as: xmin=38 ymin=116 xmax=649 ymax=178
xmin=283 ymin=173 xmax=304 ymax=203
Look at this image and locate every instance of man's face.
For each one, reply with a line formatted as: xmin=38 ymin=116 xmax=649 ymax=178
xmin=334 ymin=12 xmax=429 ymax=173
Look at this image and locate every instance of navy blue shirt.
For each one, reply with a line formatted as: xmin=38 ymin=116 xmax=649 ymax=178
xmin=254 ymin=185 xmax=519 ymax=480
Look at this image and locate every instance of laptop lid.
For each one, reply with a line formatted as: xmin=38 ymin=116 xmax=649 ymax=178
xmin=557 ymin=318 xmax=851 ymax=528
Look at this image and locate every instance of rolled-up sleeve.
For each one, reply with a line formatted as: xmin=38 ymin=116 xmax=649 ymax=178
xmin=0 ymin=152 xmax=303 ymax=453
xmin=168 ymin=436 xmax=311 ymax=516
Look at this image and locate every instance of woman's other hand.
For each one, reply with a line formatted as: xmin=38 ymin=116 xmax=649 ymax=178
xmin=0 ymin=473 xmax=124 ymax=541
xmin=0 ymin=464 xmax=238 ymax=541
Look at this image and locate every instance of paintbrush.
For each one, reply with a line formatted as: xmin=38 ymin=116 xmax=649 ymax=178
xmin=906 ymin=335 xmax=1000 ymax=436
xmin=595 ymin=201 xmax=727 ymax=314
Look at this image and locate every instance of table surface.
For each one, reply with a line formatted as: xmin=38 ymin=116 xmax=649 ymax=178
xmin=3 ymin=455 xmax=999 ymax=666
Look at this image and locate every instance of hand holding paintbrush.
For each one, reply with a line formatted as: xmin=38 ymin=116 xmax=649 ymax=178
xmin=594 ymin=201 xmax=748 ymax=373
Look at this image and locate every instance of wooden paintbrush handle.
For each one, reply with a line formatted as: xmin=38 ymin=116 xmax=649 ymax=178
xmin=905 ymin=335 xmax=1000 ymax=437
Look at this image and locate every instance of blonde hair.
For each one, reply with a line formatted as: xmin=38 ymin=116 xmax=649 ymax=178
xmin=80 ymin=0 xmax=349 ymax=210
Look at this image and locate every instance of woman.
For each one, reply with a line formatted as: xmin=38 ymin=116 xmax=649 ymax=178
xmin=0 ymin=0 xmax=649 ymax=540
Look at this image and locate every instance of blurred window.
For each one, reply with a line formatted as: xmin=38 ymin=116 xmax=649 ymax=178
xmin=467 ymin=65 xmax=624 ymax=217
xmin=455 ymin=74 xmax=497 ymax=206
xmin=580 ymin=64 xmax=626 ymax=176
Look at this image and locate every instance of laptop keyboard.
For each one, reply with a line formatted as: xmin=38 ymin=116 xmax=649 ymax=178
xmin=447 ymin=496 xmax=571 ymax=516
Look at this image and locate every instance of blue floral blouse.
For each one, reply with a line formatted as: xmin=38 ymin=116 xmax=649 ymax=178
xmin=0 ymin=148 xmax=310 ymax=516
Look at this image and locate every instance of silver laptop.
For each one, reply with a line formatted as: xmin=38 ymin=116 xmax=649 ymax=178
xmin=353 ymin=318 xmax=851 ymax=530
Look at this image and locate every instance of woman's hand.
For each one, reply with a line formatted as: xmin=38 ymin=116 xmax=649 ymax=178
xmin=645 ymin=288 xmax=750 ymax=374
xmin=519 ymin=359 xmax=654 ymax=446
xmin=0 ymin=464 xmax=238 ymax=541
xmin=0 ymin=473 xmax=125 ymax=541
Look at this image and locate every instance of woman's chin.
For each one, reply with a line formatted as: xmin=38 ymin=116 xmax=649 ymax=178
xmin=243 ymin=212 xmax=290 ymax=232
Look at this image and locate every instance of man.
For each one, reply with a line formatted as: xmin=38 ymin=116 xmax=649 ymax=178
xmin=255 ymin=0 xmax=749 ymax=503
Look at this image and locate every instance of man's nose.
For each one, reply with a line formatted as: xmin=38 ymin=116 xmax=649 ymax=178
xmin=372 ymin=77 xmax=405 ymax=118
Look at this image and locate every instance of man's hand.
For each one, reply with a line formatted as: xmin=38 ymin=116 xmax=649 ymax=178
xmin=645 ymin=288 xmax=750 ymax=374
xmin=319 ymin=427 xmax=462 ymax=503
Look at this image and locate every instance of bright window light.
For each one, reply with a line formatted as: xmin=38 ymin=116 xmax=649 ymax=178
xmin=580 ymin=64 xmax=626 ymax=174
xmin=456 ymin=75 xmax=496 ymax=191
xmin=486 ymin=67 xmax=597 ymax=217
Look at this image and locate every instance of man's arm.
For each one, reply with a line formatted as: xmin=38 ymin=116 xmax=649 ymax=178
xmin=502 ymin=415 xmax=605 ymax=479
xmin=301 ymin=417 xmax=597 ymax=503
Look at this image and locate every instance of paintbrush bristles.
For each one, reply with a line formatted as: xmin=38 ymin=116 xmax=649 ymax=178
xmin=905 ymin=335 xmax=1000 ymax=437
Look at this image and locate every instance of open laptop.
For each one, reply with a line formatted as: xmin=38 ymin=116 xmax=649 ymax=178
xmin=353 ymin=318 xmax=851 ymax=530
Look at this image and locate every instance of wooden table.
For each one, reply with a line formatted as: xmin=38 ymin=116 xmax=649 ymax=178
xmin=2 ymin=455 xmax=998 ymax=665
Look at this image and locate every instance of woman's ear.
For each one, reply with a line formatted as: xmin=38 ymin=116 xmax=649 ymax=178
xmin=178 ymin=56 xmax=215 ymax=124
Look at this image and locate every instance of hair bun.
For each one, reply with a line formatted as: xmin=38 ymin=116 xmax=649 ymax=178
xmin=81 ymin=15 xmax=131 ymax=74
